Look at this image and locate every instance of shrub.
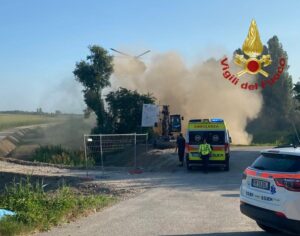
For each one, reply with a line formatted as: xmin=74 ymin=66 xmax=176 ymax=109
xmin=31 ymin=145 xmax=94 ymax=166
xmin=0 ymin=178 xmax=114 ymax=235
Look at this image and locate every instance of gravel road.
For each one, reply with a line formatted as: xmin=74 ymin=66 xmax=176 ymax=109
xmin=34 ymin=146 xmax=284 ymax=236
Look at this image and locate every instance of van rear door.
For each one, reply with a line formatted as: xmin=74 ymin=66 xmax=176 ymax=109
xmin=188 ymin=131 xmax=226 ymax=161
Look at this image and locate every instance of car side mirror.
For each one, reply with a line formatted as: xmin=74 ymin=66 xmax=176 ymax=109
xmin=229 ymin=137 xmax=232 ymax=143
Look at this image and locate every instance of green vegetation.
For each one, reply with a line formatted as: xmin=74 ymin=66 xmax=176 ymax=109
xmin=74 ymin=45 xmax=114 ymax=133
xmin=31 ymin=145 xmax=132 ymax=167
xmin=74 ymin=46 xmax=155 ymax=134
xmin=0 ymin=178 xmax=114 ymax=236
xmin=0 ymin=114 xmax=60 ymax=131
xmin=106 ymin=87 xmax=155 ymax=133
xmin=31 ymin=145 xmax=93 ymax=166
xmin=246 ymin=36 xmax=300 ymax=144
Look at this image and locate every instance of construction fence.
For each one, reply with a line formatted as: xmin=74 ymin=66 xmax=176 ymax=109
xmin=83 ymin=133 xmax=149 ymax=171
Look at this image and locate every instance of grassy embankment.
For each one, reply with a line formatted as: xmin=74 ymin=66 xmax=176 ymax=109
xmin=0 ymin=178 xmax=114 ymax=236
xmin=31 ymin=145 xmax=134 ymax=167
xmin=31 ymin=145 xmax=92 ymax=166
xmin=0 ymin=114 xmax=63 ymax=131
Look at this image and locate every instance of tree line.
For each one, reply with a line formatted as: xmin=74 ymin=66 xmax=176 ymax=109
xmin=246 ymin=36 xmax=300 ymax=144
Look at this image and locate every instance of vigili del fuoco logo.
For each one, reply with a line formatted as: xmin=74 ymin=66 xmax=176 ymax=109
xmin=220 ymin=20 xmax=286 ymax=90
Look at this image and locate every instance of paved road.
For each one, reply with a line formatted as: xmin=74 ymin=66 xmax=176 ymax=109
xmin=37 ymin=146 xmax=280 ymax=236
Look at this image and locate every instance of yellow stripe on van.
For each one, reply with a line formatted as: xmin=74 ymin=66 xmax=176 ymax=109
xmin=188 ymin=150 xmax=225 ymax=161
xmin=188 ymin=122 xmax=225 ymax=130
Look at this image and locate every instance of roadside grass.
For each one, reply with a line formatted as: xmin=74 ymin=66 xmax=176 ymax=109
xmin=31 ymin=145 xmax=94 ymax=166
xmin=0 ymin=178 xmax=114 ymax=236
xmin=31 ymin=144 xmax=138 ymax=168
xmin=0 ymin=114 xmax=61 ymax=131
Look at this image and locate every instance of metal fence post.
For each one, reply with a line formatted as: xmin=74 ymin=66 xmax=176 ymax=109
xmin=84 ymin=133 xmax=148 ymax=172
xmin=146 ymin=133 xmax=148 ymax=153
xmin=134 ymin=133 xmax=137 ymax=169
xmin=100 ymin=134 xmax=104 ymax=172
xmin=84 ymin=135 xmax=88 ymax=176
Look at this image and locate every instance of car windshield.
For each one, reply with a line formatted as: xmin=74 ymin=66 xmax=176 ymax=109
xmin=188 ymin=131 xmax=225 ymax=145
xmin=251 ymin=153 xmax=300 ymax=172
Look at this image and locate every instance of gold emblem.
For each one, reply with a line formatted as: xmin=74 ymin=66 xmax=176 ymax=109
xmin=235 ymin=20 xmax=272 ymax=77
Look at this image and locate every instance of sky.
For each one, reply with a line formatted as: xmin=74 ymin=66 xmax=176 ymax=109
xmin=1 ymin=0 xmax=300 ymax=113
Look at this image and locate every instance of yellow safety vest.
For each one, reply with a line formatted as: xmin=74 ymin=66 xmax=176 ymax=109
xmin=199 ymin=143 xmax=212 ymax=155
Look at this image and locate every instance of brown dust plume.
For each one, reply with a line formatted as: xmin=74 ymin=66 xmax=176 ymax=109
xmin=111 ymin=52 xmax=262 ymax=144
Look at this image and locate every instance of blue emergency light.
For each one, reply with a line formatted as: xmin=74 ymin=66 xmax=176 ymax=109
xmin=211 ymin=118 xmax=224 ymax=123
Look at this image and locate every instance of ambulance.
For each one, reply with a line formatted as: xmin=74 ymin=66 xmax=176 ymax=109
xmin=185 ymin=118 xmax=231 ymax=171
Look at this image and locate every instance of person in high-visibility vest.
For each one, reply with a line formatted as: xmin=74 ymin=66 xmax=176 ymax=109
xmin=198 ymin=138 xmax=212 ymax=173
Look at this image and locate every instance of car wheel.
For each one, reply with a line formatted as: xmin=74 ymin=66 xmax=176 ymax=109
xmin=224 ymin=158 xmax=230 ymax=171
xmin=186 ymin=156 xmax=191 ymax=170
xmin=187 ymin=164 xmax=192 ymax=170
xmin=256 ymin=222 xmax=280 ymax=234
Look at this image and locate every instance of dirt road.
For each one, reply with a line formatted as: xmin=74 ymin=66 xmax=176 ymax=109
xmin=33 ymin=146 xmax=281 ymax=236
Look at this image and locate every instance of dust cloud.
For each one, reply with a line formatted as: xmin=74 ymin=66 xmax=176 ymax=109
xmin=39 ymin=78 xmax=85 ymax=114
xmin=40 ymin=114 xmax=97 ymax=150
xmin=111 ymin=52 xmax=262 ymax=144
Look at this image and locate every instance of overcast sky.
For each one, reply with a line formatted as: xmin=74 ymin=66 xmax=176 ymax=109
xmin=1 ymin=0 xmax=300 ymax=113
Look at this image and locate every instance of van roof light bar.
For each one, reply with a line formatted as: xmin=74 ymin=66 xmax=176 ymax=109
xmin=211 ymin=118 xmax=224 ymax=122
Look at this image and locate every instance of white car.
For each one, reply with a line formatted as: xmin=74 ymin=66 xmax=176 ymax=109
xmin=240 ymin=147 xmax=300 ymax=235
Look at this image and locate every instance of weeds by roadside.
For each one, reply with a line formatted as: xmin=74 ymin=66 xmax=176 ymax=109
xmin=0 ymin=177 xmax=114 ymax=236
xmin=31 ymin=145 xmax=94 ymax=166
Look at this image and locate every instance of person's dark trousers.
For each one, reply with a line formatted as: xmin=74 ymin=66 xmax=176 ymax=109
xmin=178 ymin=149 xmax=184 ymax=165
xmin=202 ymin=154 xmax=210 ymax=173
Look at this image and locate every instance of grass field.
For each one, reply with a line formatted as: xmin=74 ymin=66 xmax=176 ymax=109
xmin=0 ymin=114 xmax=62 ymax=131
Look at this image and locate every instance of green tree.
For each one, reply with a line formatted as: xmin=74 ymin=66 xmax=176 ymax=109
xmin=106 ymin=88 xmax=155 ymax=133
xmin=73 ymin=45 xmax=113 ymax=133
xmin=293 ymin=82 xmax=300 ymax=103
xmin=247 ymin=36 xmax=294 ymax=143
